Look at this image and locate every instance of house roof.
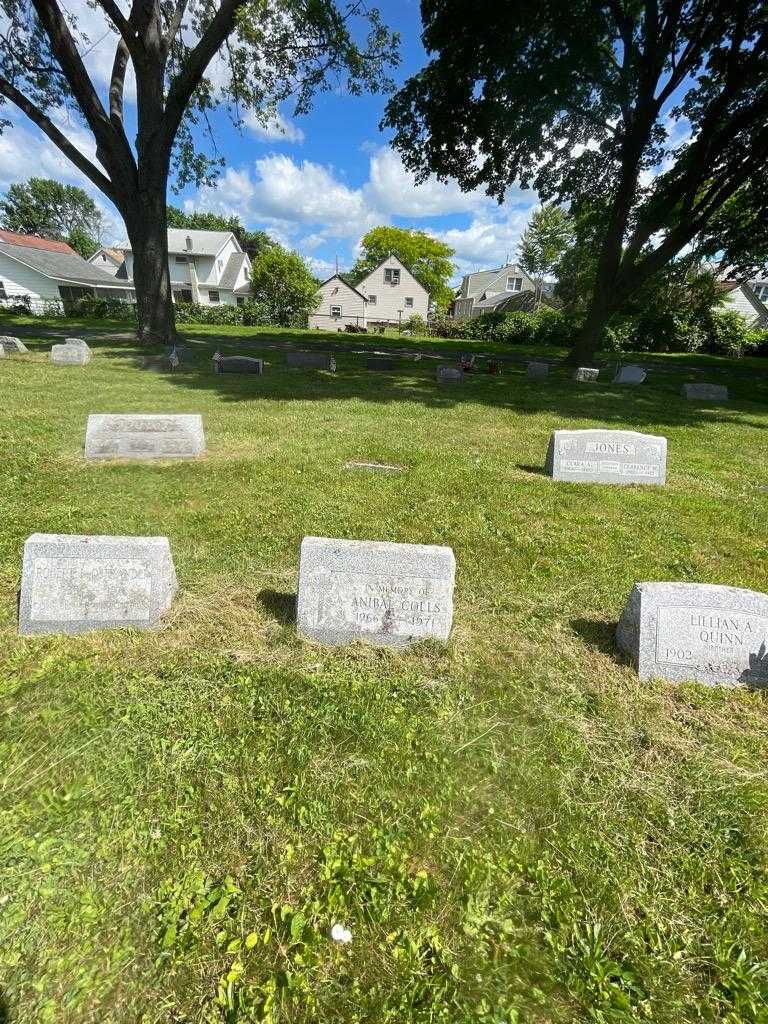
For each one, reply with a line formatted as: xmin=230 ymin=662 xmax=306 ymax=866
xmin=219 ymin=251 xmax=249 ymax=290
xmin=0 ymin=236 xmax=134 ymax=288
xmin=89 ymin=247 xmax=124 ymax=265
xmin=719 ymin=280 xmax=768 ymax=322
xmin=460 ymin=263 xmax=530 ymax=299
xmin=0 ymin=229 xmax=76 ymax=254
xmin=317 ymin=274 xmax=368 ymax=300
xmin=118 ymin=228 xmax=238 ymax=257
xmin=356 ymin=254 xmax=429 ymax=295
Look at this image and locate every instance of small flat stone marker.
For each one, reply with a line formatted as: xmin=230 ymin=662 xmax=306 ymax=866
xmin=287 ymin=351 xmax=336 ymax=370
xmin=19 ymin=533 xmax=178 ymax=636
xmin=682 ymin=383 xmax=729 ymax=402
xmin=213 ymin=354 xmax=263 ymax=374
xmin=366 ymin=357 xmax=398 ymax=371
xmin=545 ymin=429 xmax=667 ymax=484
xmin=573 ymin=367 xmax=599 ymax=382
xmin=0 ymin=336 xmax=29 ymax=354
xmin=297 ymin=536 xmax=455 ymax=648
xmin=617 ymin=582 xmax=768 ymax=687
xmin=344 ymin=460 xmax=404 ymax=474
xmin=527 ymin=361 xmax=549 ymax=379
xmin=437 ymin=366 xmax=464 ymax=383
xmin=613 ymin=364 xmax=646 ymax=384
xmin=85 ymin=414 xmax=205 ymax=460
xmin=50 ymin=343 xmax=90 ymax=365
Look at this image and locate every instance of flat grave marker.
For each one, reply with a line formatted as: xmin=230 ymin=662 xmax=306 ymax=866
xmin=545 ymin=428 xmax=667 ymax=485
xmin=297 ymin=536 xmax=455 ymax=648
xmin=19 ymin=533 xmax=178 ymax=636
xmin=344 ymin=460 xmax=405 ymax=474
xmin=682 ymin=383 xmax=729 ymax=402
xmin=617 ymin=582 xmax=768 ymax=687
xmin=85 ymin=414 xmax=205 ymax=460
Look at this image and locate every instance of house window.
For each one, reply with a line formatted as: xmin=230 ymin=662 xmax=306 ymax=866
xmin=506 ymin=276 xmax=523 ymax=291
xmin=384 ymin=268 xmax=400 ymax=285
xmin=757 ymin=284 xmax=768 ymax=301
xmin=208 ymin=289 xmax=220 ymax=303
xmin=0 ymin=280 xmax=7 ymax=299
xmin=330 ymin=305 xmax=342 ymax=318
xmin=405 ymin=297 xmax=414 ymax=308
xmin=175 ymin=255 xmax=188 ymax=264
xmin=236 ymin=297 xmax=245 ymax=307
xmin=368 ymin=294 xmax=377 ymax=305
xmin=173 ymin=289 xmax=193 ymax=303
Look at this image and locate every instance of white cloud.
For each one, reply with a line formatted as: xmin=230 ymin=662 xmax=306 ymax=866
xmin=363 ymin=146 xmax=489 ymax=217
xmin=434 ymin=207 xmax=537 ymax=276
xmin=306 ymin=256 xmax=336 ymax=278
xmin=245 ymin=111 xmax=304 ymax=144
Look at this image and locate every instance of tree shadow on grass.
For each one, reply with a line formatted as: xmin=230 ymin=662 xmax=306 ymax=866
xmin=571 ymin=617 xmax=620 ymax=658
xmin=0 ymin=989 xmax=11 ymax=1024
xmin=516 ymin=464 xmax=549 ymax=477
xmin=257 ymin=589 xmax=296 ymax=626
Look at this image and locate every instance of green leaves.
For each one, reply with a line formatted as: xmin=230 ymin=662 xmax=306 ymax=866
xmin=350 ymin=227 xmax=456 ymax=311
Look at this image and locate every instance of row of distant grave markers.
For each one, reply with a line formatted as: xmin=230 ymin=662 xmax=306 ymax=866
xmin=12 ymin=410 xmax=767 ymax=688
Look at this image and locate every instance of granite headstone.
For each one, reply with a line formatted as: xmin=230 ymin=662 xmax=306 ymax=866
xmin=613 ymin=364 xmax=646 ymax=384
xmin=213 ymin=354 xmax=263 ymax=374
xmin=50 ymin=343 xmax=91 ymax=365
xmin=617 ymin=582 xmax=768 ymax=687
xmin=19 ymin=533 xmax=178 ymax=635
xmin=437 ymin=366 xmax=464 ymax=383
xmin=287 ymin=351 xmax=336 ymax=370
xmin=65 ymin=337 xmax=91 ymax=352
xmin=573 ymin=367 xmax=600 ymax=382
xmin=0 ymin=336 xmax=29 ymax=354
xmin=527 ymin=361 xmax=549 ymax=379
xmin=85 ymin=414 xmax=205 ymax=460
xmin=682 ymin=383 xmax=729 ymax=402
xmin=545 ymin=428 xmax=667 ymax=484
xmin=297 ymin=536 xmax=455 ymax=648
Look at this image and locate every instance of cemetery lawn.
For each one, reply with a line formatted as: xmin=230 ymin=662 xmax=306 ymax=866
xmin=2 ymin=324 xmax=768 ymax=1024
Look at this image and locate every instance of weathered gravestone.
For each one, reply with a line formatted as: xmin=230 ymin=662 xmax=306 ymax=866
xmin=85 ymin=414 xmax=205 ymax=460
xmin=50 ymin=343 xmax=91 ymax=365
xmin=213 ymin=354 xmax=263 ymax=374
xmin=616 ymin=582 xmax=768 ymax=687
xmin=437 ymin=366 xmax=464 ymax=383
xmin=287 ymin=351 xmax=336 ymax=370
xmin=573 ymin=367 xmax=600 ymax=382
xmin=613 ymin=364 xmax=647 ymax=384
xmin=545 ymin=429 xmax=667 ymax=484
xmin=0 ymin=335 xmax=29 ymax=354
xmin=19 ymin=533 xmax=178 ymax=636
xmin=366 ymin=357 xmax=399 ymax=371
xmin=297 ymin=536 xmax=455 ymax=648
xmin=65 ymin=337 xmax=92 ymax=353
xmin=527 ymin=361 xmax=549 ymax=379
xmin=682 ymin=382 xmax=729 ymax=402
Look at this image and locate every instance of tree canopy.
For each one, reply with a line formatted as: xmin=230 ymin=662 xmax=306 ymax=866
xmin=250 ymin=243 xmax=319 ymax=327
xmin=350 ymin=226 xmax=455 ymax=310
xmin=0 ymin=0 xmax=398 ymax=341
xmin=385 ymin=0 xmax=768 ymax=359
xmin=0 ymin=177 xmax=103 ymax=256
xmin=518 ymin=205 xmax=573 ymax=306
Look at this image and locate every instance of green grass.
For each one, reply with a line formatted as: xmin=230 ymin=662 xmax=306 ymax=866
xmin=1 ymin=322 xmax=768 ymax=1023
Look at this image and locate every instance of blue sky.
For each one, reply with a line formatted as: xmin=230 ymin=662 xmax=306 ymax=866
xmin=0 ymin=0 xmax=541 ymax=282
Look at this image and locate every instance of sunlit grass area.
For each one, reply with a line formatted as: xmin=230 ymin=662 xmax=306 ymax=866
xmin=1 ymin=322 xmax=768 ymax=1023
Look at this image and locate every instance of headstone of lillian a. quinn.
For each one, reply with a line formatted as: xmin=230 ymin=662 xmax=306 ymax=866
xmin=682 ymin=383 xmax=729 ymax=402
xmin=287 ymin=351 xmax=336 ymax=370
xmin=85 ymin=414 xmax=205 ymax=460
xmin=19 ymin=534 xmax=178 ymax=635
xmin=545 ymin=429 xmax=667 ymax=484
xmin=297 ymin=536 xmax=455 ymax=648
xmin=617 ymin=582 xmax=768 ymax=687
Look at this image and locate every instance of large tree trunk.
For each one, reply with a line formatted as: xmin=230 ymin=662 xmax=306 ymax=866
xmin=569 ymin=276 xmax=614 ymax=365
xmin=123 ymin=188 xmax=176 ymax=345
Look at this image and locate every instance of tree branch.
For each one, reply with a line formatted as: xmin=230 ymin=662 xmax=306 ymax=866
xmin=163 ymin=0 xmax=189 ymax=54
xmin=93 ymin=0 xmax=136 ymax=51
xmin=0 ymin=74 xmax=115 ymax=199
xmin=109 ymin=37 xmax=130 ymax=126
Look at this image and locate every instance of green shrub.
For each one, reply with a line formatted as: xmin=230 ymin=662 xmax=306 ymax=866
xmin=427 ymin=313 xmax=473 ymax=339
xmin=703 ymin=310 xmax=750 ymax=357
xmin=174 ymin=301 xmax=271 ymax=327
xmin=403 ymin=313 xmax=427 ymax=334
xmin=459 ymin=307 xmax=572 ymax=346
xmin=65 ymin=295 xmax=136 ymax=320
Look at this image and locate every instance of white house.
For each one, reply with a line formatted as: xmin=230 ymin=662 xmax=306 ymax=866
xmin=0 ymin=229 xmax=134 ymax=310
xmin=717 ymin=280 xmax=768 ymax=327
xmin=308 ymin=275 xmax=368 ymax=330
xmin=116 ymin=229 xmax=252 ymax=306
xmin=452 ymin=263 xmax=536 ymax=319
xmin=356 ymin=255 xmax=429 ymax=325
xmin=87 ymin=247 xmax=125 ymax=277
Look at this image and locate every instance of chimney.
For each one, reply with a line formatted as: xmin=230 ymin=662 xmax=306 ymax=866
xmin=186 ymin=235 xmax=193 ymax=252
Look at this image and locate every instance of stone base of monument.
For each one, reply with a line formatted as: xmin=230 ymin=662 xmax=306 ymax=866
xmin=297 ymin=536 xmax=455 ymax=648
xmin=617 ymin=581 xmax=768 ymax=687
xmin=85 ymin=414 xmax=206 ymax=460
xmin=214 ymin=355 xmax=263 ymax=374
xmin=573 ymin=367 xmax=599 ymax=382
xmin=19 ymin=534 xmax=178 ymax=636
xmin=682 ymin=383 xmax=729 ymax=402
xmin=0 ymin=335 xmax=29 ymax=354
xmin=545 ymin=429 xmax=667 ymax=484
xmin=437 ymin=366 xmax=464 ymax=383
xmin=51 ymin=342 xmax=91 ymax=365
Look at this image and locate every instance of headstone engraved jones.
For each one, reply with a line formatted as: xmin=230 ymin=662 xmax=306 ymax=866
xmin=18 ymin=534 xmax=178 ymax=635
xmin=617 ymin=582 xmax=768 ymax=687
xmin=85 ymin=414 xmax=205 ymax=460
xmin=297 ymin=536 xmax=455 ymax=648
xmin=545 ymin=429 xmax=667 ymax=484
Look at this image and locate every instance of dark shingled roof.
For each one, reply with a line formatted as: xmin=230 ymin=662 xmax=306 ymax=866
xmin=0 ymin=238 xmax=133 ymax=288
xmin=219 ymin=251 xmax=249 ymax=291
